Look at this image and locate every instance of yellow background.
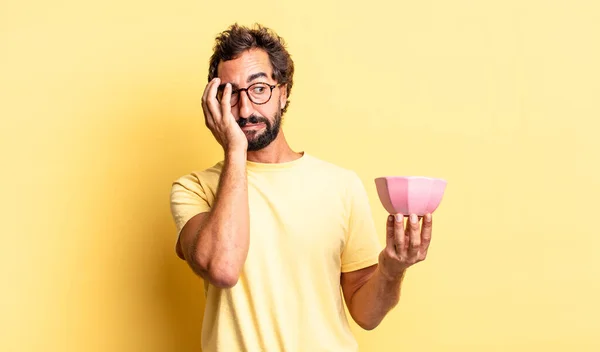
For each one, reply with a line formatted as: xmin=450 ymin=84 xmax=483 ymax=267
xmin=2 ymin=0 xmax=599 ymax=351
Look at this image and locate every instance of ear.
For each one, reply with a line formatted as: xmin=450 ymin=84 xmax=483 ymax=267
xmin=279 ymin=84 xmax=288 ymax=108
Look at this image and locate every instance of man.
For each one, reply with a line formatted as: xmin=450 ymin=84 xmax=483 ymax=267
xmin=169 ymin=23 xmax=433 ymax=351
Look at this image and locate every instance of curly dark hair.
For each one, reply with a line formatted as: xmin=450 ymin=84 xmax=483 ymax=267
xmin=208 ymin=23 xmax=295 ymax=114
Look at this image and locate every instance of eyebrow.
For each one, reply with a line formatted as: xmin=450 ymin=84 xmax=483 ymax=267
xmin=217 ymin=72 xmax=270 ymax=90
xmin=247 ymin=72 xmax=268 ymax=83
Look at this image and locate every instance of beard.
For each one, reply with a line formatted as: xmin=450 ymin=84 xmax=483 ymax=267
xmin=237 ymin=108 xmax=282 ymax=151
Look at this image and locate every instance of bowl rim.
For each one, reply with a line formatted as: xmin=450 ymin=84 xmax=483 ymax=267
xmin=375 ymin=176 xmax=447 ymax=183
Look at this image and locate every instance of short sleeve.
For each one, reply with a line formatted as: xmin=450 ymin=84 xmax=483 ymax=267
xmin=341 ymin=172 xmax=383 ymax=273
xmin=169 ymin=173 xmax=212 ymax=238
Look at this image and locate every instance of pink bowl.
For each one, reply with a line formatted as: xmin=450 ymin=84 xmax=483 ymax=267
xmin=374 ymin=176 xmax=447 ymax=216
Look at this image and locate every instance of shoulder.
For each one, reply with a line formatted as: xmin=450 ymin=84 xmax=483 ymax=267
xmin=171 ymin=161 xmax=224 ymax=193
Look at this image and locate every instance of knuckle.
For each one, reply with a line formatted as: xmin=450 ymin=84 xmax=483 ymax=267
xmin=389 ymin=227 xmax=398 ymax=238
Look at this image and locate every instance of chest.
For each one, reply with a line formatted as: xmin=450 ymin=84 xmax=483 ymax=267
xmin=245 ymin=175 xmax=348 ymax=265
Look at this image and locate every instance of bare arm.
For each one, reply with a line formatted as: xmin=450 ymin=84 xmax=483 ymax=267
xmin=177 ymin=149 xmax=249 ymax=289
xmin=341 ymin=213 xmax=433 ymax=329
xmin=341 ymin=264 xmax=404 ymax=330
xmin=176 ymin=79 xmax=250 ymax=289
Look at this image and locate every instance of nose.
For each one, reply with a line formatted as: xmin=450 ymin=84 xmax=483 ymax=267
xmin=237 ymin=90 xmax=255 ymax=118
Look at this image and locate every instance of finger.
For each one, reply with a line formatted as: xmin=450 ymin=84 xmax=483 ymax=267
xmin=202 ymin=79 xmax=219 ymax=128
xmin=407 ymin=214 xmax=421 ymax=259
xmin=206 ymin=78 xmax=223 ymax=122
xmin=419 ymin=213 xmax=433 ymax=259
xmin=394 ymin=214 xmax=406 ymax=259
xmin=220 ymin=83 xmax=234 ymax=124
xmin=202 ymin=78 xmax=217 ymax=104
xmin=385 ymin=215 xmax=395 ymax=249
xmin=202 ymin=78 xmax=219 ymax=111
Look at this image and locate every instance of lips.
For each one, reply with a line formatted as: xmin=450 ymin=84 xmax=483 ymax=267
xmin=238 ymin=115 xmax=267 ymax=128
xmin=241 ymin=122 xmax=265 ymax=130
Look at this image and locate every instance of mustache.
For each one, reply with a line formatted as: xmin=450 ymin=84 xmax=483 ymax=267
xmin=237 ymin=115 xmax=269 ymax=127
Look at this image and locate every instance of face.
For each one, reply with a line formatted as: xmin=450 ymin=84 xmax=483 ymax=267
xmin=216 ymin=48 xmax=287 ymax=151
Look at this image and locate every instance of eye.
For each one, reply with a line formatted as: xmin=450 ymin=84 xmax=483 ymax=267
xmin=252 ymin=84 xmax=268 ymax=95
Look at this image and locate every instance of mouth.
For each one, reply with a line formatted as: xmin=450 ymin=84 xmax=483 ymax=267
xmin=241 ymin=122 xmax=266 ymax=131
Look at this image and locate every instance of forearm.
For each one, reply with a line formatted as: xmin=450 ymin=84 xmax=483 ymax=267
xmin=191 ymin=149 xmax=249 ymax=286
xmin=348 ymin=213 xmax=433 ymax=329
xmin=349 ymin=262 xmax=406 ymax=330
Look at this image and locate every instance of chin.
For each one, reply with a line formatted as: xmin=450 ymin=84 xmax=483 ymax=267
xmin=247 ymin=139 xmax=273 ymax=151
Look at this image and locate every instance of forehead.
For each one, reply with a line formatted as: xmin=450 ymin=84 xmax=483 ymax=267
xmin=217 ymin=48 xmax=273 ymax=83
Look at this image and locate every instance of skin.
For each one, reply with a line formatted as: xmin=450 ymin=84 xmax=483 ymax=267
xmin=341 ymin=213 xmax=433 ymax=330
xmin=214 ymin=48 xmax=299 ymax=163
xmin=176 ymin=48 xmax=434 ymax=330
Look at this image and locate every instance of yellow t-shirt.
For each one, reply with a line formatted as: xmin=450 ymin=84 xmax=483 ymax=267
xmin=169 ymin=152 xmax=382 ymax=352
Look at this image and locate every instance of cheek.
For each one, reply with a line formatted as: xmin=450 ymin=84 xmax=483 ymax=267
xmin=255 ymin=104 xmax=278 ymax=118
xmin=230 ymin=106 xmax=240 ymax=119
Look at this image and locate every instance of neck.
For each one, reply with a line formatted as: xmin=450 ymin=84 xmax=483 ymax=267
xmin=246 ymin=130 xmax=303 ymax=164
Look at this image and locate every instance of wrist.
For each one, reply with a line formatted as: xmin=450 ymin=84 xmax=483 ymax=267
xmin=378 ymin=251 xmax=406 ymax=283
xmin=379 ymin=267 xmax=405 ymax=284
xmin=380 ymin=268 xmax=406 ymax=287
xmin=225 ymin=148 xmax=247 ymax=162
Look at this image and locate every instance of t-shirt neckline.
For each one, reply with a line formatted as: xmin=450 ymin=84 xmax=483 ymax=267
xmin=245 ymin=151 xmax=308 ymax=171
